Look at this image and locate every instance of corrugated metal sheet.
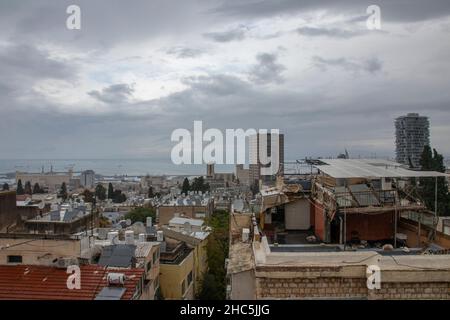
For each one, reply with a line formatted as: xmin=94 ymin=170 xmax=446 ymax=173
xmin=315 ymin=159 xmax=449 ymax=178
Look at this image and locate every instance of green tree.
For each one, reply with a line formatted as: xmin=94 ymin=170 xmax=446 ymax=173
xmin=112 ymin=189 xmax=127 ymax=203
xmin=181 ymin=177 xmax=190 ymax=195
xmin=197 ymin=274 xmax=224 ymax=300
xmin=419 ymin=146 xmax=450 ymax=216
xmin=33 ymin=183 xmax=42 ymax=194
xmin=24 ymin=181 xmax=32 ymax=195
xmin=16 ymin=179 xmax=24 ymax=195
xmin=108 ymin=183 xmax=114 ymax=199
xmin=148 ymin=186 xmax=154 ymax=198
xmin=198 ymin=209 xmax=229 ymax=300
xmin=250 ymin=181 xmax=260 ymax=196
xmin=124 ymin=207 xmax=155 ymax=224
xmin=82 ymin=189 xmax=94 ymax=203
xmin=59 ymin=182 xmax=68 ymax=201
xmin=2 ymin=183 xmax=9 ymax=191
xmin=191 ymin=176 xmax=210 ymax=193
xmin=95 ymin=184 xmax=107 ymax=201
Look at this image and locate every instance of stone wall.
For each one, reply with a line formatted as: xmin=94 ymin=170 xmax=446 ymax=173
xmin=257 ymin=276 xmax=368 ymax=299
xmin=369 ymin=282 xmax=450 ymax=300
xmin=255 ymin=265 xmax=450 ymax=300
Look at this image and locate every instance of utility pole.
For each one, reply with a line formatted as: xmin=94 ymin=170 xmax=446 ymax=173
xmin=434 ymin=177 xmax=438 ymax=219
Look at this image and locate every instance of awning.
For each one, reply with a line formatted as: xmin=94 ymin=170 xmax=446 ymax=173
xmin=314 ymin=159 xmax=449 ymax=179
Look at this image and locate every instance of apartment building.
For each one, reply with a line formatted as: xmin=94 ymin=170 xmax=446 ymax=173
xmin=395 ymin=113 xmax=430 ymax=169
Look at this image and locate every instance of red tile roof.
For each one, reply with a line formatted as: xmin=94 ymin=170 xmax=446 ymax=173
xmin=0 ymin=265 xmax=145 ymax=300
xmin=16 ymin=194 xmax=30 ymax=201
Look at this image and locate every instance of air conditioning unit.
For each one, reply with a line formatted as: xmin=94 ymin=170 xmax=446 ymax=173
xmin=55 ymin=258 xmax=78 ymax=269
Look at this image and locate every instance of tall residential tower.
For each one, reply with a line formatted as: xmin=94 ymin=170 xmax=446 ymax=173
xmin=395 ymin=113 xmax=430 ymax=169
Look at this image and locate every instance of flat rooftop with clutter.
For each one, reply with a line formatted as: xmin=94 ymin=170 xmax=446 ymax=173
xmin=227 ymin=158 xmax=450 ymax=300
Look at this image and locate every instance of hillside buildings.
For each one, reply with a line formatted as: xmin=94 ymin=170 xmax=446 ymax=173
xmin=157 ymin=194 xmax=214 ymax=225
xmin=15 ymin=169 xmax=96 ymax=193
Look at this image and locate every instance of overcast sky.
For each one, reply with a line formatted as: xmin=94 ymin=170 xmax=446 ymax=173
xmin=0 ymin=0 xmax=449 ymax=165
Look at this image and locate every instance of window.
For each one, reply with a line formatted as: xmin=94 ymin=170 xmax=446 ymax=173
xmin=146 ymin=260 xmax=152 ymax=272
xmin=187 ymin=271 xmax=193 ymax=285
xmin=7 ymin=255 xmax=22 ymax=263
xmin=153 ymin=249 xmax=159 ymax=264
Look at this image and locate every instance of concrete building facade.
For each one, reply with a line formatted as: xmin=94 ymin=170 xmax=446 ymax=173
xmin=249 ymin=133 xmax=284 ymax=185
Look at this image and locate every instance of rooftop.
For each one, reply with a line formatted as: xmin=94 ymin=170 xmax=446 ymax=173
xmin=27 ymin=204 xmax=90 ymax=223
xmin=0 ymin=265 xmax=144 ymax=300
xmin=169 ymin=217 xmax=204 ymax=227
xmin=98 ymin=244 xmax=136 ymax=268
xmin=314 ymin=159 xmax=448 ymax=179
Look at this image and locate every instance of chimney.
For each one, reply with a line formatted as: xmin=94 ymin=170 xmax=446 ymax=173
xmin=107 ymin=231 xmax=119 ymax=245
xmin=156 ymin=230 xmax=164 ymax=242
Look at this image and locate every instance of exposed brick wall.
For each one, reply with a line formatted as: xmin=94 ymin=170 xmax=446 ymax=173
xmin=369 ymin=282 xmax=450 ymax=300
xmin=255 ymin=266 xmax=450 ymax=300
xmin=256 ymin=276 xmax=368 ymax=299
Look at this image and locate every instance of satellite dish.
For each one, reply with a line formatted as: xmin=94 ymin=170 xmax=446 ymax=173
xmin=38 ymin=202 xmax=45 ymax=210
xmin=126 ymin=219 xmax=132 ymax=226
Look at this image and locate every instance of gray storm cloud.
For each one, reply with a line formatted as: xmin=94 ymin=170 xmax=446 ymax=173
xmin=0 ymin=0 xmax=449 ymax=162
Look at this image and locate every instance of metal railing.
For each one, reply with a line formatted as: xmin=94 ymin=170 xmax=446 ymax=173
xmin=335 ymin=190 xmax=398 ymax=208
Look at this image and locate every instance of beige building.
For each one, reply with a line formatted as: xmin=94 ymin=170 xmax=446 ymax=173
xmin=159 ymin=239 xmax=195 ymax=299
xmin=16 ymin=170 xmax=73 ymax=192
xmin=161 ymin=225 xmax=210 ymax=296
xmin=249 ymin=132 xmax=284 ymax=186
xmin=0 ymin=234 xmax=84 ymax=266
xmin=134 ymin=242 xmax=161 ymax=299
xmin=235 ymin=164 xmax=250 ymax=186
xmin=158 ymin=199 xmax=214 ymax=226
